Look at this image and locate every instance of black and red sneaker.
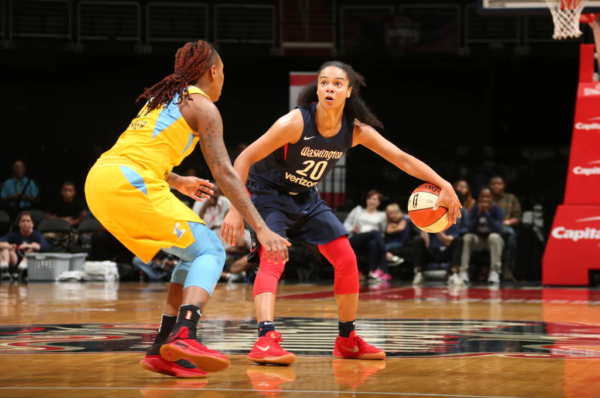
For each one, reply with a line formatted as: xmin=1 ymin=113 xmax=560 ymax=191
xmin=160 ymin=325 xmax=230 ymax=373
xmin=140 ymin=354 xmax=208 ymax=378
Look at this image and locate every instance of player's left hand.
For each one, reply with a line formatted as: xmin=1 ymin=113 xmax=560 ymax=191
xmin=176 ymin=177 xmax=214 ymax=202
xmin=433 ymin=182 xmax=462 ymax=225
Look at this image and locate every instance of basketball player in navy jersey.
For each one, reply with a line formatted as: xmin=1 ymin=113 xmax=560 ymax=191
xmin=221 ymin=61 xmax=461 ymax=365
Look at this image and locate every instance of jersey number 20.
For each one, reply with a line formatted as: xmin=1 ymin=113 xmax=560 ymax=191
xmin=296 ymin=160 xmax=327 ymax=181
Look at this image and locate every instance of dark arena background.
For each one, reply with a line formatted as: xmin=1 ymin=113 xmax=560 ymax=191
xmin=1 ymin=1 xmax=599 ymax=397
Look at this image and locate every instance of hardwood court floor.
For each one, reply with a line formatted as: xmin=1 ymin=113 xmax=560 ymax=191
xmin=1 ymin=282 xmax=600 ymax=398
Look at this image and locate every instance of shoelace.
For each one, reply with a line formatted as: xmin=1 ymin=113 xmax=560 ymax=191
xmin=266 ymin=332 xmax=284 ymax=346
xmin=350 ymin=334 xmax=369 ymax=349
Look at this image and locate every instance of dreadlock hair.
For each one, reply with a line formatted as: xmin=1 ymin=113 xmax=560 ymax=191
xmin=137 ymin=40 xmax=219 ymax=112
xmin=297 ymin=61 xmax=383 ymax=129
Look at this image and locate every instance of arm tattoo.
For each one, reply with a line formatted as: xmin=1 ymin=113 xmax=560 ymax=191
xmin=197 ymin=106 xmax=266 ymax=231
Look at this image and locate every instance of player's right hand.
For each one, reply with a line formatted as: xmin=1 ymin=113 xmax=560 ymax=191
xmin=256 ymin=228 xmax=291 ymax=264
xmin=222 ymin=208 xmax=245 ymax=247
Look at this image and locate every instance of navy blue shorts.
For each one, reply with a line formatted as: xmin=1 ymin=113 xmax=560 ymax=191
xmin=246 ymin=180 xmax=348 ymax=263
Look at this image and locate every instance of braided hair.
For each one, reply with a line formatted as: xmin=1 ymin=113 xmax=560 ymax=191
xmin=297 ymin=61 xmax=383 ymax=129
xmin=137 ymin=40 xmax=219 ymax=112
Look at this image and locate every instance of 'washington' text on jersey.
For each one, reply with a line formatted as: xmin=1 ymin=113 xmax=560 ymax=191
xmin=249 ymin=103 xmax=354 ymax=193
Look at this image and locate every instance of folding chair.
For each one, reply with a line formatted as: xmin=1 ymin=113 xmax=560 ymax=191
xmin=38 ymin=219 xmax=72 ymax=251
xmin=77 ymin=219 xmax=100 ymax=249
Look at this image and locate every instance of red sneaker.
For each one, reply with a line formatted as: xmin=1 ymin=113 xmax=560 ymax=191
xmin=160 ymin=325 xmax=230 ymax=372
xmin=247 ymin=331 xmax=296 ymax=365
xmin=247 ymin=366 xmax=296 ymax=397
xmin=333 ymin=331 xmax=385 ymax=360
xmin=332 ymin=359 xmax=386 ymax=390
xmin=140 ymin=354 xmax=208 ymax=378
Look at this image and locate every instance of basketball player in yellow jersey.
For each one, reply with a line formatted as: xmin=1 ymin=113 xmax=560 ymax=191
xmin=85 ymin=40 xmax=290 ymax=378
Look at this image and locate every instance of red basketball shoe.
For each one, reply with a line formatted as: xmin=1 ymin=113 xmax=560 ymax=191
xmin=333 ymin=331 xmax=385 ymax=360
xmin=247 ymin=366 xmax=297 ymax=397
xmin=247 ymin=331 xmax=296 ymax=365
xmin=140 ymin=354 xmax=207 ymax=378
xmin=160 ymin=325 xmax=230 ymax=372
xmin=332 ymin=359 xmax=386 ymax=390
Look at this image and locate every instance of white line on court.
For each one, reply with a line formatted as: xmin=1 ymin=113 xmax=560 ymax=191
xmin=0 ymin=387 xmax=542 ymax=398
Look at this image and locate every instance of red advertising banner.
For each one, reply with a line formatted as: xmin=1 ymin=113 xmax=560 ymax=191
xmin=543 ymin=45 xmax=600 ymax=285
xmin=564 ymin=81 xmax=600 ymax=205
xmin=543 ymin=205 xmax=600 ymax=285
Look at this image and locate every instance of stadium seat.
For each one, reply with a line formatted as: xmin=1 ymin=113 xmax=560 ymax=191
xmin=38 ymin=218 xmax=72 ymax=251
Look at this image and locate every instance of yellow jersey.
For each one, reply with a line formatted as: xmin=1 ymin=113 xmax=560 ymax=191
xmin=100 ymin=86 xmax=209 ymax=180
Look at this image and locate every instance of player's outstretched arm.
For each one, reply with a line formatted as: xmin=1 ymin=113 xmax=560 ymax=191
xmin=591 ymin=18 xmax=600 ymax=72
xmin=221 ymin=110 xmax=304 ymax=246
xmin=353 ymin=121 xmax=462 ymax=225
xmin=192 ymin=98 xmax=290 ymax=263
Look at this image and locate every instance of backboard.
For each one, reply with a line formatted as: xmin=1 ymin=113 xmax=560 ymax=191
xmin=478 ymin=0 xmax=600 ymax=13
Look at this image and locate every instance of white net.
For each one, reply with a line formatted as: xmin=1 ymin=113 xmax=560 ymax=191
xmin=546 ymin=0 xmax=589 ymax=39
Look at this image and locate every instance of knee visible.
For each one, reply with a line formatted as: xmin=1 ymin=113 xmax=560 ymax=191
xmin=464 ymin=233 xmax=477 ymax=243
xmin=488 ymin=233 xmax=503 ymax=243
xmin=335 ymin=249 xmax=357 ymax=272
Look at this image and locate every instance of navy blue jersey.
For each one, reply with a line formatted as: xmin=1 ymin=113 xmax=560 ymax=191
xmin=248 ymin=103 xmax=354 ymax=193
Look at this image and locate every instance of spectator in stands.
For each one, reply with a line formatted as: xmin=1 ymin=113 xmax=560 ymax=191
xmin=46 ymin=181 xmax=87 ymax=228
xmin=221 ymin=229 xmax=254 ymax=283
xmin=490 ymin=176 xmax=521 ymax=231
xmin=132 ymin=251 xmax=177 ymax=282
xmin=343 ymin=190 xmax=391 ymax=281
xmin=1 ymin=160 xmax=39 ymax=218
xmin=0 ymin=211 xmax=49 ymax=279
xmin=191 ymin=183 xmax=252 ymax=282
xmin=412 ymin=224 xmax=462 ymax=285
xmin=193 ymin=183 xmax=230 ymax=232
xmin=490 ymin=175 xmax=521 ymax=277
xmin=453 ymin=180 xmax=475 ymax=211
xmin=461 ymin=187 xmax=505 ymax=285
xmin=384 ymin=203 xmax=408 ymax=266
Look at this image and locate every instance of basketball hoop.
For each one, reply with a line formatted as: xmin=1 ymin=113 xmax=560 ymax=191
xmin=546 ymin=0 xmax=589 ymax=39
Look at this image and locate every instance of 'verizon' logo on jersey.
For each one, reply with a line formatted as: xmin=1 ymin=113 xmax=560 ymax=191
xmin=572 ymin=160 xmax=600 ymax=176
xmin=301 ymin=147 xmax=343 ymax=160
xmin=574 ymin=117 xmax=600 ymax=131
xmin=551 ymin=216 xmax=600 ymax=242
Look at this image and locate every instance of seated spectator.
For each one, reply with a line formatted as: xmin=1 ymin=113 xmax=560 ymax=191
xmin=412 ymin=224 xmax=462 ymax=285
xmin=490 ymin=175 xmax=521 ymax=276
xmin=191 ymin=183 xmax=252 ymax=283
xmin=384 ymin=203 xmax=408 ymax=266
xmin=461 ymin=187 xmax=505 ymax=284
xmin=343 ymin=190 xmax=391 ymax=281
xmin=1 ymin=160 xmax=39 ymax=218
xmin=192 ymin=183 xmax=230 ymax=232
xmin=132 ymin=251 xmax=177 ymax=282
xmin=490 ymin=175 xmax=521 ymax=236
xmin=46 ymin=181 xmax=87 ymax=228
xmin=0 ymin=211 xmax=49 ymax=279
xmin=221 ymin=229 xmax=254 ymax=283
xmin=453 ymin=180 xmax=475 ymax=211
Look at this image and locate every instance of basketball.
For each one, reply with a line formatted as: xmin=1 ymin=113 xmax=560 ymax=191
xmin=407 ymin=183 xmax=449 ymax=233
